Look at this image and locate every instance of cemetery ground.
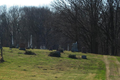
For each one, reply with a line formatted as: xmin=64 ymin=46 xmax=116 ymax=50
xmin=0 ymin=48 xmax=120 ymax=80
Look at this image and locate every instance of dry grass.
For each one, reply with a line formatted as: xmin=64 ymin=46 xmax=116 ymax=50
xmin=104 ymin=56 xmax=120 ymax=80
xmin=0 ymin=47 xmax=106 ymax=80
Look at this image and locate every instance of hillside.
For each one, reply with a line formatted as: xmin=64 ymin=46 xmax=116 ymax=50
xmin=0 ymin=47 xmax=120 ymax=80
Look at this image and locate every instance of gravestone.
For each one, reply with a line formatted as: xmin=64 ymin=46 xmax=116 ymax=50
xmin=30 ymin=35 xmax=32 ymax=48
xmin=19 ymin=43 xmax=25 ymax=50
xmin=10 ymin=45 xmax=15 ymax=48
xmin=49 ymin=51 xmax=61 ymax=57
xmin=58 ymin=48 xmax=64 ymax=53
xmin=40 ymin=46 xmax=42 ymax=49
xmin=67 ymin=44 xmax=69 ymax=51
xmin=69 ymin=55 xmax=77 ymax=59
xmin=81 ymin=47 xmax=87 ymax=53
xmin=49 ymin=47 xmax=53 ymax=51
xmin=16 ymin=44 xmax=19 ymax=48
xmin=71 ymin=42 xmax=78 ymax=52
xmin=82 ymin=55 xmax=87 ymax=59
xmin=42 ymin=46 xmax=46 ymax=49
xmin=40 ymin=46 xmax=46 ymax=49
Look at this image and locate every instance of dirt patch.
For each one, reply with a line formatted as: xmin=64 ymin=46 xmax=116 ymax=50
xmin=103 ymin=55 xmax=110 ymax=80
xmin=104 ymin=56 xmax=120 ymax=80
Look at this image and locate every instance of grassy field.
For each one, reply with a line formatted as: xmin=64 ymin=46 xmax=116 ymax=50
xmin=0 ymin=47 xmax=106 ymax=80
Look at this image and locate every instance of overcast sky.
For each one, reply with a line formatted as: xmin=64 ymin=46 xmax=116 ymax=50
xmin=0 ymin=0 xmax=54 ymax=7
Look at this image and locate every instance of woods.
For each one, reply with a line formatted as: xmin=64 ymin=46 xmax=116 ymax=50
xmin=0 ymin=0 xmax=120 ymax=55
xmin=51 ymin=0 xmax=120 ymax=55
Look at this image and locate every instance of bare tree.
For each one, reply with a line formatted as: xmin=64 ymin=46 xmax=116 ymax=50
xmin=8 ymin=6 xmax=20 ymax=47
xmin=99 ymin=0 xmax=120 ymax=55
xmin=51 ymin=0 xmax=103 ymax=53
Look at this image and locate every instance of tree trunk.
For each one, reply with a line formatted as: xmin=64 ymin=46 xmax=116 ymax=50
xmin=0 ymin=48 xmax=4 ymax=62
xmin=110 ymin=1 xmax=115 ymax=55
xmin=0 ymin=35 xmax=4 ymax=62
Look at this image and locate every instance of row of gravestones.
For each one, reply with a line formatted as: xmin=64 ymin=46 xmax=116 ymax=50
xmin=11 ymin=42 xmax=86 ymax=52
xmin=19 ymin=43 xmax=26 ymax=50
xmin=19 ymin=43 xmax=37 ymax=50
xmin=13 ymin=43 xmax=46 ymax=50
xmin=10 ymin=43 xmax=27 ymax=50
xmin=49 ymin=42 xmax=86 ymax=53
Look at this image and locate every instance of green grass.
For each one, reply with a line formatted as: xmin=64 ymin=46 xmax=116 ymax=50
xmin=0 ymin=47 xmax=106 ymax=80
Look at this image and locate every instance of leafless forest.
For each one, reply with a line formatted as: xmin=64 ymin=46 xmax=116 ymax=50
xmin=0 ymin=0 xmax=120 ymax=55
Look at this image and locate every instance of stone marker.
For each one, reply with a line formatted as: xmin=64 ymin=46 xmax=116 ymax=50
xmin=67 ymin=44 xmax=69 ymax=51
xmin=71 ymin=42 xmax=78 ymax=52
xmin=42 ymin=46 xmax=46 ymax=49
xmin=49 ymin=51 xmax=61 ymax=57
xmin=19 ymin=43 xmax=25 ymax=50
xmin=49 ymin=47 xmax=53 ymax=51
xmin=82 ymin=55 xmax=87 ymax=59
xmin=16 ymin=44 xmax=19 ymax=48
xmin=30 ymin=35 xmax=32 ymax=48
xmin=69 ymin=55 xmax=77 ymax=59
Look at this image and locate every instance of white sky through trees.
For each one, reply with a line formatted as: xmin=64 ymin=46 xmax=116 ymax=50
xmin=0 ymin=0 xmax=54 ymax=7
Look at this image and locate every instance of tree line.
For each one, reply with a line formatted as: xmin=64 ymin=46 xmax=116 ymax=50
xmin=0 ymin=5 xmax=71 ymax=50
xmin=0 ymin=0 xmax=120 ymax=55
xmin=52 ymin=0 xmax=120 ymax=55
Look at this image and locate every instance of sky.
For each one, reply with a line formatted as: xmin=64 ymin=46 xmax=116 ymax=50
xmin=0 ymin=0 xmax=54 ymax=7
